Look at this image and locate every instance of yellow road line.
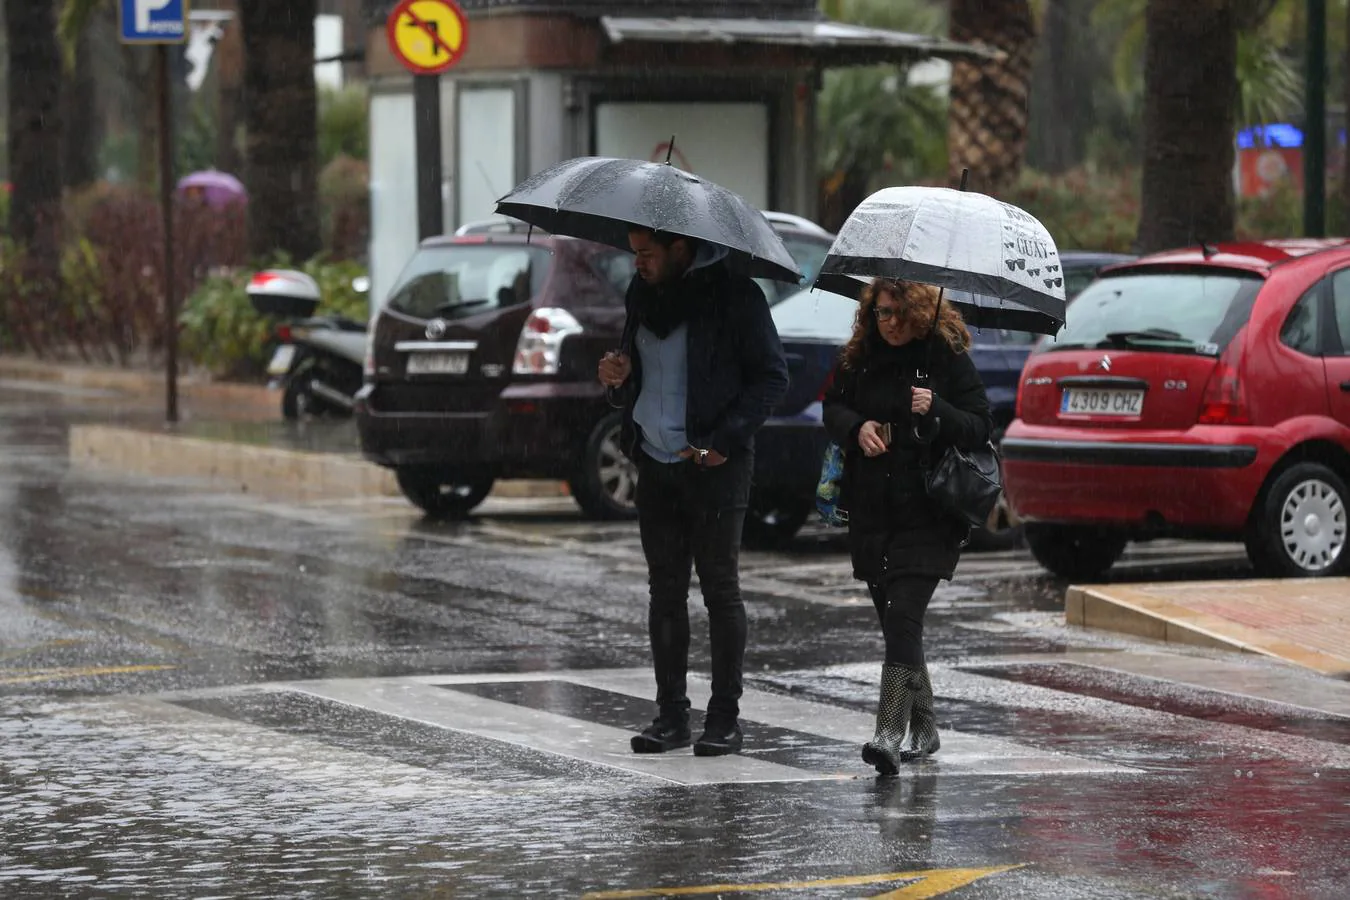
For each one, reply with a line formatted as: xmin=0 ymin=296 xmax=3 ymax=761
xmin=0 ymin=664 xmax=178 ymax=686
xmin=0 ymin=639 xmax=85 ymax=663
xmin=583 ymin=865 xmax=1024 ymax=899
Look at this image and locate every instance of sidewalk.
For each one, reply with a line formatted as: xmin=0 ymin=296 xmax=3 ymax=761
xmin=0 ymin=356 xmax=276 ymax=419
xmin=1 ymin=356 xmax=568 ymax=503
xmin=1067 ymin=579 xmax=1350 ymax=678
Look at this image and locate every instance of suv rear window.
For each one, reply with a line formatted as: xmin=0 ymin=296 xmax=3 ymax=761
xmin=385 ymin=245 xmax=552 ymax=321
xmin=1037 ymin=270 xmax=1262 ymax=356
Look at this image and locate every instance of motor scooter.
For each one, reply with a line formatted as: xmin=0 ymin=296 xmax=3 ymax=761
xmin=247 ymin=269 xmax=368 ymax=419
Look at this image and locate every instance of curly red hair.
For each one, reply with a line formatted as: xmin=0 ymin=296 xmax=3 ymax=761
xmin=840 ymin=278 xmax=971 ymax=371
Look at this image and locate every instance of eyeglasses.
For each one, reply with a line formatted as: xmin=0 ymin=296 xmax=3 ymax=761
xmin=873 ymin=307 xmax=901 ymax=321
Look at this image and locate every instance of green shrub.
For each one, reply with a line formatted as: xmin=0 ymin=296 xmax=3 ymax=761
xmin=1000 ymin=167 xmax=1141 ymax=254
xmin=178 ymin=255 xmax=369 ymax=380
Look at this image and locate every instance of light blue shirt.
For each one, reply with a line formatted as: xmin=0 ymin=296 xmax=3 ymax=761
xmin=634 ymin=323 xmax=688 ymax=463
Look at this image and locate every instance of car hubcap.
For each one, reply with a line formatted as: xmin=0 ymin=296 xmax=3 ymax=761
xmin=598 ymin=427 xmax=637 ymax=510
xmin=1279 ymin=478 xmax=1346 ymax=572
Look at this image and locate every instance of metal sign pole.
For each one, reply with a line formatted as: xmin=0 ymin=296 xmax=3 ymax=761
xmin=414 ymin=74 xmax=444 ymax=241
xmin=158 ymin=43 xmax=179 ymax=423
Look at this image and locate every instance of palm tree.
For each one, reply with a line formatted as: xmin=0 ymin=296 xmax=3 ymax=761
xmin=946 ymin=0 xmax=1037 ymax=192
xmin=1135 ymin=0 xmax=1239 ymax=253
xmin=6 ymin=0 xmax=64 ymax=273
xmin=239 ymin=0 xmax=322 ymax=261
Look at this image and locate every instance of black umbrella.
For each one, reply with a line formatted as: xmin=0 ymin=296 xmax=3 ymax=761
xmin=495 ymin=156 xmax=803 ymax=283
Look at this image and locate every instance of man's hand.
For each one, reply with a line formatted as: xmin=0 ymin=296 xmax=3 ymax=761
xmin=858 ymin=420 xmax=889 ymax=458
xmin=911 ymin=387 xmax=934 ymax=416
xmin=598 ymin=351 xmax=632 ymax=388
xmin=679 ymin=447 xmax=728 ymax=467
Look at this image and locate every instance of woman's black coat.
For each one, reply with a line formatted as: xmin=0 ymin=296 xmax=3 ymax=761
xmin=822 ymin=331 xmax=993 ymax=583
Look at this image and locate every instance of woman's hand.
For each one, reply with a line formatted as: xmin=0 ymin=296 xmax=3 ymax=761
xmin=911 ymin=387 xmax=934 ymax=416
xmin=857 ymin=420 xmax=889 ymax=457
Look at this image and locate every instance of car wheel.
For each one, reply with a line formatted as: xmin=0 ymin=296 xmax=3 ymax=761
xmin=967 ymin=427 xmax=1023 ymax=551
xmin=741 ymin=501 xmax=811 ymax=549
xmin=394 ymin=467 xmax=495 ymax=519
xmin=570 ymin=413 xmax=639 ymax=520
xmin=1245 ymin=462 xmax=1349 ymax=577
xmin=967 ymin=492 xmax=1024 ymax=552
xmin=1025 ymin=524 xmax=1126 ymax=581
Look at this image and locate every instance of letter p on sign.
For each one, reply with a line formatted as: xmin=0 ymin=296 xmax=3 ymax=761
xmin=120 ymin=0 xmax=185 ymax=43
xmin=136 ymin=0 xmax=174 ymax=31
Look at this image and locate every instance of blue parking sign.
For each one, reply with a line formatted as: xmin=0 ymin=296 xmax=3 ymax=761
xmin=120 ymin=0 xmax=187 ymax=44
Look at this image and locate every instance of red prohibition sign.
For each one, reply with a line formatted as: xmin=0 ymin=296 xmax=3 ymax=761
xmin=387 ymin=0 xmax=469 ymax=76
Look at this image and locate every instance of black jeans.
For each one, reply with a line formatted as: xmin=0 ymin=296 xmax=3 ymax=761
xmin=636 ymin=451 xmax=752 ymax=724
xmin=868 ymin=576 xmax=940 ymax=668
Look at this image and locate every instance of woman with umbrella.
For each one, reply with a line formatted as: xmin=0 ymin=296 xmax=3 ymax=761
xmin=815 ymin=181 xmax=1066 ymax=775
xmin=822 ymin=278 xmax=992 ymax=775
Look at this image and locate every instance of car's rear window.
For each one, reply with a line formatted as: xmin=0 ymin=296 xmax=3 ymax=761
xmin=385 ymin=245 xmax=552 ymax=320
xmin=1037 ymin=270 xmax=1262 ymax=355
xmin=771 ymin=287 xmax=857 ymax=342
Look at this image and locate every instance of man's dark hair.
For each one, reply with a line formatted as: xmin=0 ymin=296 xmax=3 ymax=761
xmin=629 ymin=226 xmax=699 ymax=253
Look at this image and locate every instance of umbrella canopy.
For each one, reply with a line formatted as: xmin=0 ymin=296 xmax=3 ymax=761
xmin=815 ymin=186 xmax=1067 ymax=335
xmin=495 ymin=156 xmax=803 ymax=284
xmin=813 ymin=274 xmax=1064 ymax=336
xmin=177 ymin=170 xmax=247 ymax=208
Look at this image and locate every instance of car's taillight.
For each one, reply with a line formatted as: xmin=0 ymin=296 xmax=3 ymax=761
xmin=514 ymin=308 xmax=583 ymax=375
xmin=276 ymin=324 xmax=292 ymax=343
xmin=816 ymin=368 xmax=835 ymax=403
xmin=1197 ymin=343 xmax=1250 ymax=425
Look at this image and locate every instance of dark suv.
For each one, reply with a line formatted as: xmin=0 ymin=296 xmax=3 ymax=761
xmin=355 ymin=226 xmax=832 ymax=521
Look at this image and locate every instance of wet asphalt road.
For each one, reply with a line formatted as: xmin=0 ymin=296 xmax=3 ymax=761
xmin=1 ymin=380 xmax=1348 ymax=899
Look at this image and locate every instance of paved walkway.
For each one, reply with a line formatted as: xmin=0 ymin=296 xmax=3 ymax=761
xmin=1067 ymin=579 xmax=1350 ymax=677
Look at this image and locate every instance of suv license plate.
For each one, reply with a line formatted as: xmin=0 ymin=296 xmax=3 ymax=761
xmin=406 ymin=352 xmax=469 ymax=376
xmin=1061 ymin=388 xmax=1144 ymax=417
xmin=267 ymin=344 xmax=296 ymax=376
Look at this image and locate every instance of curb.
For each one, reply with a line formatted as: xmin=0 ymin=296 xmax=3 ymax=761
xmin=1065 ymin=582 xmax=1350 ymax=677
xmin=69 ymin=424 xmax=571 ymax=504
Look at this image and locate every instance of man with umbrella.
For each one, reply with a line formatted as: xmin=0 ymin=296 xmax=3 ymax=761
xmin=497 ymin=156 xmax=796 ymax=756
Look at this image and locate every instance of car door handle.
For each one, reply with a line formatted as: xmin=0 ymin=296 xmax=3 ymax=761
xmin=1341 ymin=380 xmax=1350 ymax=392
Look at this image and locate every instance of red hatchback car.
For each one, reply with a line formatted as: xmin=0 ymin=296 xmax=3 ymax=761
xmin=1003 ymin=239 xmax=1350 ymax=580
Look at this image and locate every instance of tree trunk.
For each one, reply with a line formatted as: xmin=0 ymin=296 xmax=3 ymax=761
xmin=62 ymin=29 xmax=102 ymax=190
xmin=1136 ymin=0 xmax=1238 ymax=254
xmin=5 ymin=0 xmax=64 ymax=266
xmin=240 ymin=0 xmax=322 ymax=261
xmin=947 ymin=0 xmax=1036 ymax=192
xmin=1027 ymin=0 xmax=1093 ymax=174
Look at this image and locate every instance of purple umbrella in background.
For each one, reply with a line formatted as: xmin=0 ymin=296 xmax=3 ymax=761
xmin=177 ymin=170 xmax=247 ymax=209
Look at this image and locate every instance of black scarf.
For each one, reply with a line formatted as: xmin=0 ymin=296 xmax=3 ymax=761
xmin=631 ymin=264 xmax=718 ymax=339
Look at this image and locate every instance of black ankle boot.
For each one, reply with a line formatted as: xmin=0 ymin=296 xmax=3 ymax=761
xmin=631 ymin=715 xmax=691 ymax=753
xmin=861 ymin=663 xmax=917 ymax=776
xmin=693 ymin=717 xmax=743 ymax=757
xmin=900 ymin=663 xmax=940 ymax=762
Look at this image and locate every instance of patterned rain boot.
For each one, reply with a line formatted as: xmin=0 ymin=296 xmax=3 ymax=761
xmin=861 ymin=663 xmax=917 ymax=776
xmin=900 ymin=662 xmax=941 ymax=762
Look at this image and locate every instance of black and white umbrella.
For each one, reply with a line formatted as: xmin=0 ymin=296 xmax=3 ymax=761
xmin=814 ymin=185 xmax=1067 ymax=335
xmin=495 ymin=156 xmax=803 ymax=284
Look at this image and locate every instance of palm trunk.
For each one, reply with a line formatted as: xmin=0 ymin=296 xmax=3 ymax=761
xmin=1136 ymin=0 xmax=1238 ymax=253
xmin=240 ymin=0 xmax=322 ymax=260
xmin=947 ymin=0 xmax=1036 ymax=192
xmin=5 ymin=0 xmax=64 ymax=270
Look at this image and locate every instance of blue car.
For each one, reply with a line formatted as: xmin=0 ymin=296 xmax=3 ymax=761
xmin=743 ymin=252 xmax=1134 ymax=546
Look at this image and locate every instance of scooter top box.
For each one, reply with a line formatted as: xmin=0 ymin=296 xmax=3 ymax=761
xmin=247 ymin=269 xmax=321 ymax=319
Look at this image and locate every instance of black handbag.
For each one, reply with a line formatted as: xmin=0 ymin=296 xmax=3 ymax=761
xmin=915 ymin=288 xmax=1003 ymax=530
xmin=924 ymin=439 xmax=1003 ymax=529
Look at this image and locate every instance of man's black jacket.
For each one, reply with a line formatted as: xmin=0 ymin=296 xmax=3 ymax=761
xmin=610 ymin=262 xmax=789 ymax=461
